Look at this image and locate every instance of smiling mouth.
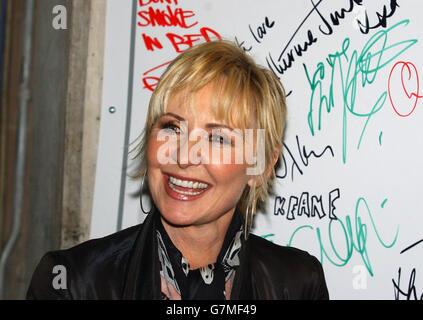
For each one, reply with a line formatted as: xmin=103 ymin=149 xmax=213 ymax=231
xmin=163 ymin=173 xmax=212 ymax=199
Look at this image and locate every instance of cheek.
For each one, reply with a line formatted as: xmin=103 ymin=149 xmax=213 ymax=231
xmin=147 ymin=131 xmax=179 ymax=167
xmin=146 ymin=133 xmax=164 ymax=167
xmin=210 ymin=163 xmax=249 ymax=187
xmin=146 ymin=137 xmax=157 ymax=166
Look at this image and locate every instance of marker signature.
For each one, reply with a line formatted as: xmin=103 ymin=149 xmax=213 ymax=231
xmin=304 ymin=19 xmax=417 ymax=163
xmin=388 ymin=61 xmax=423 ymax=117
xmin=288 ymin=197 xmax=398 ymax=276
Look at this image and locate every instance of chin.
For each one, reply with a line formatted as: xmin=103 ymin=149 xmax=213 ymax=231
xmin=158 ymin=204 xmax=198 ymax=227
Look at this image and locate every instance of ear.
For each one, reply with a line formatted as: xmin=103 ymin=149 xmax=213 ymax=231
xmin=247 ymin=147 xmax=281 ymax=187
xmin=265 ymin=148 xmax=281 ymax=179
xmin=247 ymin=175 xmax=259 ymax=188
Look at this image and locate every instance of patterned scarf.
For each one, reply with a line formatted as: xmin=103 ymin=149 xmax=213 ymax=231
xmin=156 ymin=208 xmax=243 ymax=300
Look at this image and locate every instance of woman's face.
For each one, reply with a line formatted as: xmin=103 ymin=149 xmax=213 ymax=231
xmin=146 ymin=83 xmax=256 ymax=227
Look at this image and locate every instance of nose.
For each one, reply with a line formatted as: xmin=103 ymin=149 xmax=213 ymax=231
xmin=176 ymin=129 xmax=209 ymax=168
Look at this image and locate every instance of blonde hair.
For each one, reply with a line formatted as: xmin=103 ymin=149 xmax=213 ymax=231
xmin=132 ymin=40 xmax=287 ymax=219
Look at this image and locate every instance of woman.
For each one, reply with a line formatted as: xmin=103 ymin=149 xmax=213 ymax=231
xmin=27 ymin=40 xmax=329 ymax=300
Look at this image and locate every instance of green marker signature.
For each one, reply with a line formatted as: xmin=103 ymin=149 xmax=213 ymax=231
xmin=304 ymin=19 xmax=417 ymax=163
xmin=261 ymin=233 xmax=275 ymax=243
xmin=288 ymin=197 xmax=399 ymax=276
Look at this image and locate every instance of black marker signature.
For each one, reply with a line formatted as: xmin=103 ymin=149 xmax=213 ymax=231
xmin=392 ymin=238 xmax=423 ymax=300
xmin=277 ymin=135 xmax=334 ymax=181
xmin=266 ymin=0 xmax=400 ymax=78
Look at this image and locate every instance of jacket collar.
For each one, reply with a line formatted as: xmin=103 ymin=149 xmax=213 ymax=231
xmin=230 ymin=228 xmax=256 ymax=299
xmin=121 ymin=207 xmax=161 ymax=299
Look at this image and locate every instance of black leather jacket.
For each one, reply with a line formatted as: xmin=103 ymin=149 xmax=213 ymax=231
xmin=27 ymin=207 xmax=329 ymax=300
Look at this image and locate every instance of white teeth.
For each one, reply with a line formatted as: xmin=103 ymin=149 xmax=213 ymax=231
xmin=168 ymin=176 xmax=209 ymax=189
xmin=168 ymin=181 xmax=203 ymax=195
xmin=183 ymin=180 xmax=190 ymax=188
xmin=167 ymin=175 xmax=210 ymax=196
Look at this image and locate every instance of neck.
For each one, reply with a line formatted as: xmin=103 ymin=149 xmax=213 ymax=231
xmin=161 ymin=208 xmax=235 ymax=270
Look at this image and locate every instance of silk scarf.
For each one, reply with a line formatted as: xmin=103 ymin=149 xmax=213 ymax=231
xmin=156 ymin=208 xmax=243 ymax=300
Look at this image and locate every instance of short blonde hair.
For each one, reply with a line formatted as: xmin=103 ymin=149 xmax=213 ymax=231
xmin=132 ymin=40 xmax=287 ymax=218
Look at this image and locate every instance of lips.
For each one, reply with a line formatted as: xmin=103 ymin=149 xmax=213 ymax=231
xmin=162 ymin=173 xmax=212 ymax=201
xmin=163 ymin=172 xmax=210 ymax=185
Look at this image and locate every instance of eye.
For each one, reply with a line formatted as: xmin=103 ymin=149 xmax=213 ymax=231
xmin=210 ymin=134 xmax=231 ymax=145
xmin=161 ymin=121 xmax=180 ymax=134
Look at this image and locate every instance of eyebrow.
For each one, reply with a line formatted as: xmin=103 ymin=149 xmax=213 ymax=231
xmin=160 ymin=112 xmax=235 ymax=131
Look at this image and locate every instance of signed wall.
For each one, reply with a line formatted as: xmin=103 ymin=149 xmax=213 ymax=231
xmin=91 ymin=0 xmax=423 ymax=299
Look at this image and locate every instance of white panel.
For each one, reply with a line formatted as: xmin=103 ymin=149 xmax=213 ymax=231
xmin=90 ymin=0 xmax=134 ymax=238
xmin=95 ymin=0 xmax=423 ymax=299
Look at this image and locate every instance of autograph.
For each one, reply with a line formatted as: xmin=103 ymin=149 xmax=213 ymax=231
xmin=278 ymin=135 xmax=334 ymax=182
xmin=288 ymin=197 xmax=399 ymax=276
xmin=304 ymin=19 xmax=417 ymax=163
xmin=392 ymin=238 xmax=423 ymax=300
xmin=388 ymin=61 xmax=423 ymax=117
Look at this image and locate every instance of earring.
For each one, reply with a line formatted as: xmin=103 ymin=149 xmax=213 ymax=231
xmin=244 ymin=184 xmax=256 ymax=240
xmin=140 ymin=172 xmax=151 ymax=214
xmin=243 ymin=203 xmax=253 ymax=240
xmin=244 ymin=182 xmax=256 ymax=240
